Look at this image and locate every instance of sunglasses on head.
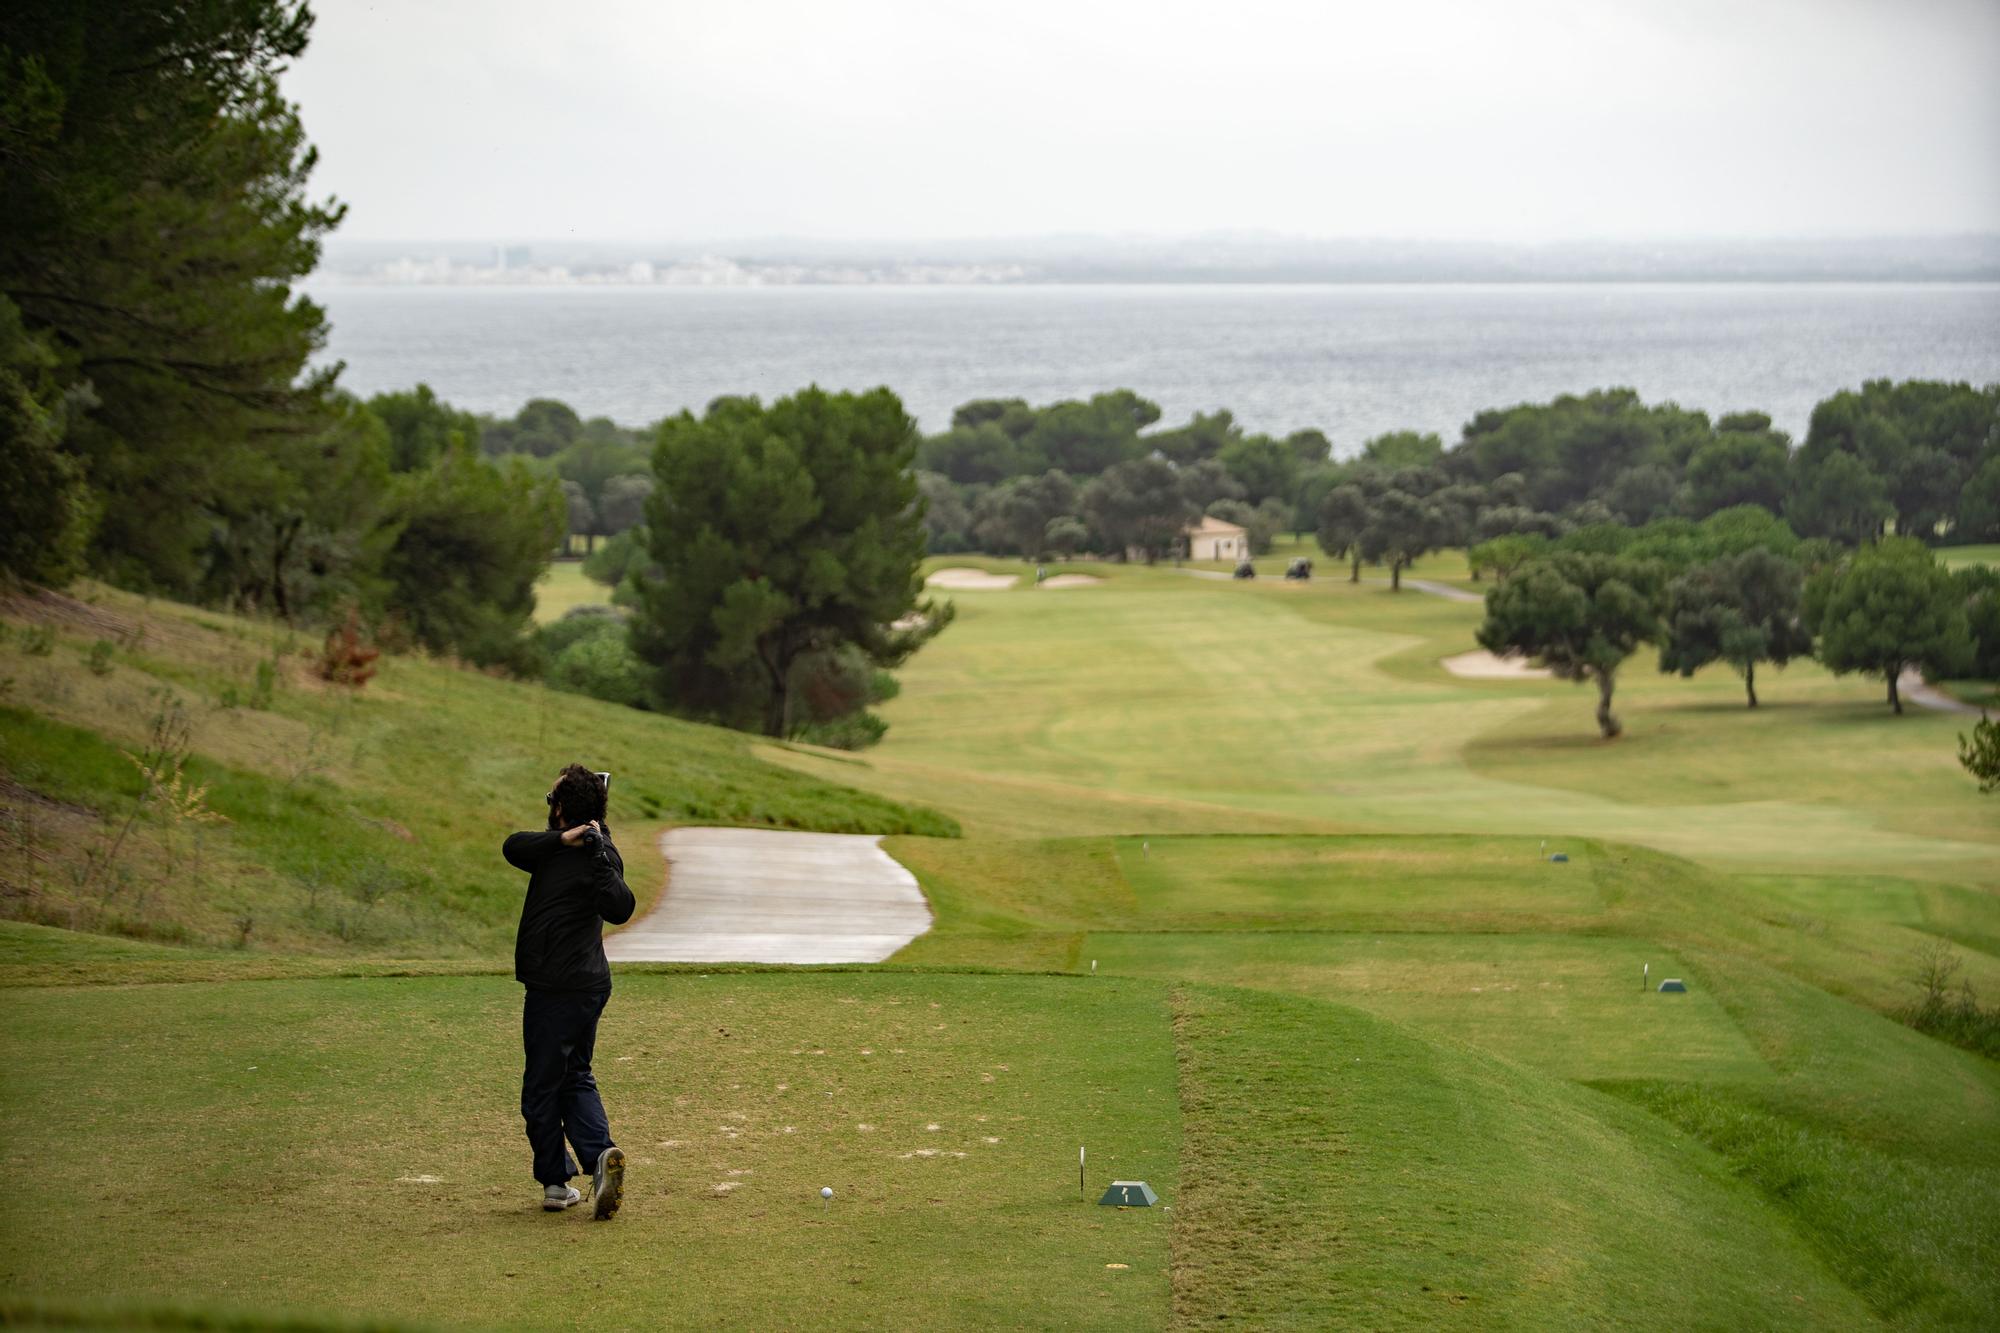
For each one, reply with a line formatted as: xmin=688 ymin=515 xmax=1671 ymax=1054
xmin=545 ymin=792 xmax=556 ymax=806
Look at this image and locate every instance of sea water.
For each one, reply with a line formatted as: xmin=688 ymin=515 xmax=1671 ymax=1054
xmin=307 ymin=282 xmax=2000 ymax=449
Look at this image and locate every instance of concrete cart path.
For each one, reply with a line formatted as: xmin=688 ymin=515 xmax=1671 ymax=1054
xmin=1392 ymin=577 xmax=1484 ymax=603
xmin=1897 ymin=667 xmax=1983 ymax=716
xmin=604 ymin=827 xmax=932 ymax=965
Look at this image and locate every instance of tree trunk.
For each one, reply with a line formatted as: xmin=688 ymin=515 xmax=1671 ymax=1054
xmin=1744 ymin=661 xmax=1757 ymax=708
xmin=1391 ymin=560 xmax=1402 ymax=591
xmin=1594 ymin=668 xmax=1621 ymax=739
xmin=271 ymin=516 xmax=299 ymax=623
xmin=759 ymin=641 xmax=790 ymax=737
xmin=1349 ymin=553 xmax=1361 ymax=583
xmin=1888 ymin=665 xmax=1902 ymax=715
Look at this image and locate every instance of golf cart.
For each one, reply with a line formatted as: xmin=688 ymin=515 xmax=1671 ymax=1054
xmin=1284 ymin=557 xmax=1312 ymax=581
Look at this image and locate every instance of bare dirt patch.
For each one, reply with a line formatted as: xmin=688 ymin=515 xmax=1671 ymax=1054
xmin=0 ymin=588 xmax=147 ymax=645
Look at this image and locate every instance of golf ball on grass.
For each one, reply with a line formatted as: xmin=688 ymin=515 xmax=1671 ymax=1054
xmin=821 ymin=1187 xmax=834 ymax=1200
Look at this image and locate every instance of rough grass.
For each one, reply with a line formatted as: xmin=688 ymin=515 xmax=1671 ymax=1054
xmin=0 ymin=586 xmax=953 ymax=954
xmin=1606 ymin=1081 xmax=2000 ymax=1326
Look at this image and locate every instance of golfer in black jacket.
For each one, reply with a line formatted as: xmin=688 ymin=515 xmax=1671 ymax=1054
xmin=504 ymin=764 xmax=636 ymax=1218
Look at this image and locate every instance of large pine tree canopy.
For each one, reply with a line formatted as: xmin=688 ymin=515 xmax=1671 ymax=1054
xmin=1 ymin=0 xmax=344 ymax=591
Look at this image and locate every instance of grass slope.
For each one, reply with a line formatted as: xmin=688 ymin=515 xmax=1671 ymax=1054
xmin=1169 ymin=984 xmax=1865 ymax=1329
xmin=0 ymin=586 xmax=951 ymax=956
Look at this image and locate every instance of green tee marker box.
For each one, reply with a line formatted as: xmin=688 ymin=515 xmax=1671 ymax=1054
xmin=1099 ymin=1180 xmax=1159 ymax=1207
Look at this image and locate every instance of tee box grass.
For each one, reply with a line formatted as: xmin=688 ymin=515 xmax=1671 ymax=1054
xmin=0 ymin=968 xmax=1179 ymax=1331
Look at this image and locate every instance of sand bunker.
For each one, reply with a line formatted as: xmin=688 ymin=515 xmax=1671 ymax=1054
xmin=1037 ymin=574 xmax=1102 ymax=589
xmin=925 ymin=568 xmax=1019 ymax=590
xmin=1441 ymin=650 xmax=1553 ymax=680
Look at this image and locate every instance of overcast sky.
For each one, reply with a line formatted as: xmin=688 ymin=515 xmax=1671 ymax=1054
xmin=285 ymin=0 xmax=2000 ymax=244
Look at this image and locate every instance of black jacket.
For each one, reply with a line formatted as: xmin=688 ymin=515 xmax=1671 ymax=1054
xmin=505 ymin=824 xmax=637 ymax=993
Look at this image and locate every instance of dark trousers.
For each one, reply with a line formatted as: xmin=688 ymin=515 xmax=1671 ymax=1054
xmin=521 ymin=987 xmax=616 ymax=1186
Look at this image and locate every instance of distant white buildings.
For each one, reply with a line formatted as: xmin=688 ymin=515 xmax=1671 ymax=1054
xmin=318 ymin=251 xmax=1030 ymax=287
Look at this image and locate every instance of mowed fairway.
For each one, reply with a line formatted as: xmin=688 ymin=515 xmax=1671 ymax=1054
xmin=770 ymin=561 xmax=2000 ymax=882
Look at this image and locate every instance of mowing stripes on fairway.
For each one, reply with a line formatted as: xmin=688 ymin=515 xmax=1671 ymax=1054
xmin=1166 ymin=984 xmax=1865 ymax=1330
xmin=1102 ymin=932 xmax=1767 ymax=1084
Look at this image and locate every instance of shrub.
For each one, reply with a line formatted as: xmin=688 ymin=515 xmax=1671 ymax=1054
xmin=250 ymin=656 xmax=278 ymax=710
xmin=86 ymin=638 xmax=114 ymax=676
xmin=583 ymin=527 xmax=653 ymax=588
xmin=793 ymin=710 xmax=888 ymax=751
xmin=317 ymin=607 xmax=380 ymax=687
xmin=547 ymin=622 xmax=648 ymax=710
xmin=1901 ymin=939 xmax=2000 ymax=1059
xmin=534 ymin=605 xmax=625 ymax=660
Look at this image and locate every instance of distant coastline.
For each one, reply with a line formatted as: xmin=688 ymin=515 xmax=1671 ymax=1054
xmin=312 ymin=234 xmax=2000 ymax=288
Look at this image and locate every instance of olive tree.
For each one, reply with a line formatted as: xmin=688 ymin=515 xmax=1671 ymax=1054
xmin=1808 ymin=539 xmax=1972 ymax=714
xmin=1315 ymin=484 xmax=1371 ymax=582
xmin=1478 ymin=553 xmax=1663 ymax=738
xmin=1658 ymin=548 xmax=1814 ymax=707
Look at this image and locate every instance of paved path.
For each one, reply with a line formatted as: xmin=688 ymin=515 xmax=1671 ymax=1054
xmin=604 ymin=827 xmax=931 ymax=965
xmin=1897 ymin=668 xmax=1983 ymax=716
xmin=1170 ymin=566 xmax=1485 ymax=601
xmin=1390 ymin=577 xmax=1483 ymax=603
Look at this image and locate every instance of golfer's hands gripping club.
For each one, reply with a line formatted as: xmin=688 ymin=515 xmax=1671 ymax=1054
xmin=561 ymin=820 xmax=603 ymax=847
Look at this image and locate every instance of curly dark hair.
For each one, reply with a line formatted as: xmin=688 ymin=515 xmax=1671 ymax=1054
xmin=548 ymin=763 xmax=606 ymax=827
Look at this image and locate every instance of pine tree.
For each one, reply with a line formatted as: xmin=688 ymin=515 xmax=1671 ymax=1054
xmin=1 ymin=1 xmax=344 ymax=591
xmin=630 ymin=388 xmax=949 ymax=736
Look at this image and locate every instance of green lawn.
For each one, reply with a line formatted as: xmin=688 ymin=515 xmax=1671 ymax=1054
xmin=1099 ymin=930 xmax=1768 ymax=1082
xmin=532 ymin=560 xmax=611 ymax=623
xmin=0 ymin=965 xmax=1179 ymax=1330
xmin=1938 ymin=544 xmax=2000 ymax=570
xmin=5 ymin=556 xmax=1999 ymax=1329
xmin=1167 ymin=984 xmax=1867 ymax=1328
xmin=772 ymin=560 xmax=1998 ymax=882
xmin=891 ymin=829 xmax=2000 ymax=1326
